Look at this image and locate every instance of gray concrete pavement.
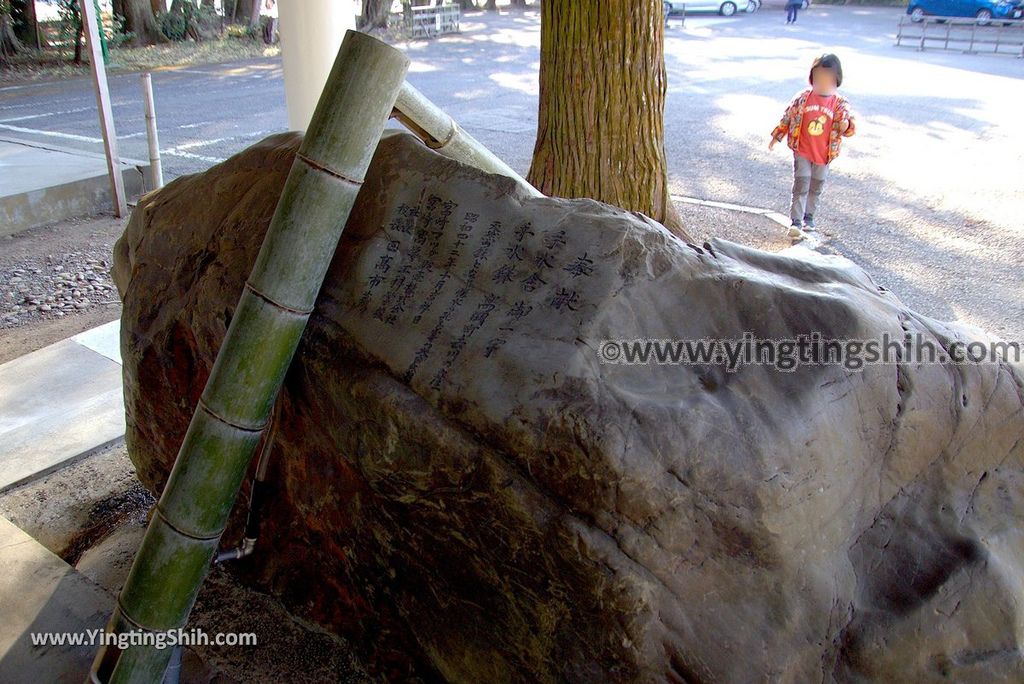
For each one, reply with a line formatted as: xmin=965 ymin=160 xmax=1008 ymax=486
xmin=1 ymin=7 xmax=1020 ymax=339
xmin=0 ymin=137 xmax=148 ymax=235
xmin=0 ymin=320 xmax=124 ymax=493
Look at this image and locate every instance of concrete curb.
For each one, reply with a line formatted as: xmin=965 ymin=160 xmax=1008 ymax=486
xmin=671 ymin=193 xmax=826 ymax=250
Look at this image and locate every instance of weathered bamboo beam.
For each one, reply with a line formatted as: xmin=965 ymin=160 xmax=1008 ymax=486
xmin=87 ymin=31 xmax=409 ymax=684
xmin=140 ymin=73 xmax=163 ymax=190
xmin=393 ymin=82 xmax=543 ymax=198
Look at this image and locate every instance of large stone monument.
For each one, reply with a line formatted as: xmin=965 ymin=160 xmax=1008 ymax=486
xmin=113 ymin=131 xmax=1024 ymax=682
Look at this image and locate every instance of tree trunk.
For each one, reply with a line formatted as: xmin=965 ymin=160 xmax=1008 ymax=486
xmin=233 ymin=0 xmax=258 ymax=26
xmin=484 ymin=0 xmax=497 ymax=10
xmin=10 ymin=0 xmax=38 ymax=49
xmin=0 ymin=3 xmax=22 ymax=65
xmin=73 ymin=18 xmax=83 ymax=64
xmin=527 ymin=0 xmax=687 ymax=240
xmin=359 ymin=0 xmax=391 ymax=30
xmin=120 ymin=0 xmax=169 ymax=45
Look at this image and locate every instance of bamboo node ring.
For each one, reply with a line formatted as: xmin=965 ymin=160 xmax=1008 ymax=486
xmin=197 ymin=396 xmax=268 ymax=433
xmin=296 ymin=152 xmax=364 ymax=186
xmin=244 ymin=281 xmax=314 ymax=316
xmin=154 ymin=504 xmax=225 ymax=542
xmin=426 ymin=121 xmax=458 ymax=150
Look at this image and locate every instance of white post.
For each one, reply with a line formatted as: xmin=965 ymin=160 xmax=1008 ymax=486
xmin=80 ymin=0 xmax=127 ymax=217
xmin=277 ymin=0 xmax=356 ymax=131
xmin=141 ymin=73 xmax=164 ymax=189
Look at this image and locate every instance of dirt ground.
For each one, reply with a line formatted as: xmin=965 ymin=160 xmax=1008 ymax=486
xmin=0 ymin=37 xmax=281 ymax=85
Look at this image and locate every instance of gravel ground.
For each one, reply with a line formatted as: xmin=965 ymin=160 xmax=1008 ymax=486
xmin=0 ymin=214 xmax=124 ymax=364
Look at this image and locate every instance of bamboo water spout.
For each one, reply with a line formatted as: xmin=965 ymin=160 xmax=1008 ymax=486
xmin=87 ymin=31 xmax=410 ymax=683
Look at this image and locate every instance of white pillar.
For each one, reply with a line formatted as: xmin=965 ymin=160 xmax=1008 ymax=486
xmin=277 ymin=0 xmax=357 ymax=131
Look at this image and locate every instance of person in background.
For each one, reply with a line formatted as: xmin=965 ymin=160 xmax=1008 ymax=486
xmin=769 ymin=53 xmax=856 ymax=240
xmin=785 ymin=0 xmax=803 ymax=23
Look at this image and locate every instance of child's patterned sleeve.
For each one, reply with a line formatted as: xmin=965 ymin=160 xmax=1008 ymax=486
xmin=772 ymin=92 xmax=804 ymax=140
xmin=843 ymin=111 xmax=857 ymax=137
xmin=841 ymin=101 xmax=857 ymax=137
xmin=771 ymin=120 xmax=788 ymax=141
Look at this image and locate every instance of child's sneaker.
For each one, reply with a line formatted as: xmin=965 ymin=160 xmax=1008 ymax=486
xmin=787 ymin=221 xmax=803 ymax=238
xmin=802 ymin=214 xmax=816 ymax=230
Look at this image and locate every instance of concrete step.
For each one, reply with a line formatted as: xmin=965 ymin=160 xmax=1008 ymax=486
xmin=0 ymin=514 xmax=112 ymax=682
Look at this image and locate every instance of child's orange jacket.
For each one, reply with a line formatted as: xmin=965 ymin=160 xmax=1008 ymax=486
xmin=771 ymin=88 xmax=856 ymax=164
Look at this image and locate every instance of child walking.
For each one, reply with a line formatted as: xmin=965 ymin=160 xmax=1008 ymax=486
xmin=769 ymin=53 xmax=856 ymax=240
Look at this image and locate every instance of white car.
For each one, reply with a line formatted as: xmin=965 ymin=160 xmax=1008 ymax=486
xmin=664 ymin=0 xmax=759 ymax=17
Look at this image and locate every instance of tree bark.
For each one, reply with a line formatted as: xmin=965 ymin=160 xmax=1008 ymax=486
xmin=119 ymin=0 xmax=169 ymax=45
xmin=73 ymin=17 xmax=83 ymax=64
xmin=527 ymin=0 xmax=687 ymax=240
xmin=9 ymin=0 xmax=38 ymax=49
xmin=0 ymin=2 xmax=22 ymax=65
xmin=359 ymin=0 xmax=391 ymax=30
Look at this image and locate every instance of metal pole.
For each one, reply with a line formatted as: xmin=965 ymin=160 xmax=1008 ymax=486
xmin=140 ymin=73 xmax=163 ymax=190
xmin=80 ymin=0 xmax=127 ymax=217
xmin=87 ymin=31 xmax=409 ymax=684
xmin=393 ymin=82 xmax=542 ymax=197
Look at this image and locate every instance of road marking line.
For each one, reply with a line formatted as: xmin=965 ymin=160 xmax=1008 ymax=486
xmin=0 ymin=122 xmax=102 ymax=144
xmin=0 ymin=104 xmax=128 ymax=123
xmin=0 ymin=81 xmax=59 ymax=92
xmin=160 ymin=149 xmax=225 ymax=163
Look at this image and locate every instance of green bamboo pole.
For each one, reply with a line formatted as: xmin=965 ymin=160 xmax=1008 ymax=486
xmin=88 ymin=31 xmax=409 ymax=684
xmin=393 ymin=82 xmax=543 ymax=198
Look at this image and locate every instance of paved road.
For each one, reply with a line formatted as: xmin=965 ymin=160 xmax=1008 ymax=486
xmin=1 ymin=7 xmax=1021 ymax=339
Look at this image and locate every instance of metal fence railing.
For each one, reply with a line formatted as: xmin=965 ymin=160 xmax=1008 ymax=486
xmin=896 ymin=14 xmax=1024 ymax=56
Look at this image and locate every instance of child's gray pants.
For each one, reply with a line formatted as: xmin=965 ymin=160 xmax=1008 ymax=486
xmin=790 ymin=153 xmax=830 ymax=223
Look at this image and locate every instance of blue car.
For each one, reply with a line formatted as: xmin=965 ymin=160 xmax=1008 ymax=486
xmin=907 ymin=0 xmax=1018 ymax=22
